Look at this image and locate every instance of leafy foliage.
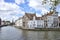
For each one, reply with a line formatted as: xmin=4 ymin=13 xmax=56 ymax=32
xmin=42 ymin=0 xmax=60 ymax=11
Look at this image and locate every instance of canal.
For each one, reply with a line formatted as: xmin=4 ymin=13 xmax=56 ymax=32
xmin=0 ymin=26 xmax=60 ymax=40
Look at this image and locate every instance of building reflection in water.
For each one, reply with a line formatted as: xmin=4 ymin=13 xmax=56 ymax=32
xmin=53 ymin=31 xmax=60 ymax=40
xmin=21 ymin=30 xmax=28 ymax=40
xmin=0 ymin=28 xmax=1 ymax=32
xmin=44 ymin=31 xmax=48 ymax=40
xmin=36 ymin=31 xmax=48 ymax=40
xmin=0 ymin=26 xmax=60 ymax=40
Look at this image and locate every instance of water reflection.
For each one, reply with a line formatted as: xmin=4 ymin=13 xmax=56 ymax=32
xmin=52 ymin=31 xmax=60 ymax=40
xmin=21 ymin=30 xmax=28 ymax=40
xmin=43 ymin=31 xmax=48 ymax=40
xmin=0 ymin=26 xmax=60 ymax=40
xmin=0 ymin=28 xmax=1 ymax=32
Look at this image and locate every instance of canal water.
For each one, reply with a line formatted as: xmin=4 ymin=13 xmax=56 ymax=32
xmin=0 ymin=26 xmax=60 ymax=40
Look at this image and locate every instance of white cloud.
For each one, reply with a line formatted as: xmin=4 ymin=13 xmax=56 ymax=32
xmin=58 ymin=14 xmax=60 ymax=16
xmin=0 ymin=0 xmax=25 ymax=21
xmin=36 ymin=13 xmax=41 ymax=17
xmin=15 ymin=0 xmax=25 ymax=4
xmin=28 ymin=0 xmax=49 ymax=15
xmin=29 ymin=0 xmax=43 ymax=8
xmin=0 ymin=0 xmax=4 ymax=3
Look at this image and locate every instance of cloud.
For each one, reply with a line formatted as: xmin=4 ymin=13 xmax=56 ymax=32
xmin=28 ymin=0 xmax=42 ymax=9
xmin=15 ymin=0 xmax=25 ymax=4
xmin=28 ymin=0 xmax=49 ymax=15
xmin=36 ymin=13 xmax=41 ymax=17
xmin=0 ymin=0 xmax=25 ymax=21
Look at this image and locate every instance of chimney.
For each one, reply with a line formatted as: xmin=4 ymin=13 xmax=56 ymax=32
xmin=33 ymin=16 xmax=35 ymax=20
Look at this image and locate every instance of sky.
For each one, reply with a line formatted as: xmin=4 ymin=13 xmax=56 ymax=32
xmin=0 ymin=0 xmax=60 ymax=22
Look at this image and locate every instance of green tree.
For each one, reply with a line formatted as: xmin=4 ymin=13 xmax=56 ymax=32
xmin=42 ymin=0 xmax=60 ymax=11
xmin=42 ymin=0 xmax=60 ymax=28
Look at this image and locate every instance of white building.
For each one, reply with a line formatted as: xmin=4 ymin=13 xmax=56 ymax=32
xmin=15 ymin=17 xmax=23 ymax=28
xmin=1 ymin=21 xmax=10 ymax=25
xmin=52 ymin=12 xmax=59 ymax=28
xmin=47 ymin=16 xmax=54 ymax=28
xmin=28 ymin=16 xmax=44 ymax=29
xmin=15 ymin=11 xmax=59 ymax=29
xmin=37 ymin=20 xmax=44 ymax=28
xmin=47 ymin=11 xmax=59 ymax=28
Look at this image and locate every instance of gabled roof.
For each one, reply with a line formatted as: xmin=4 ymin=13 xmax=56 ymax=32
xmin=25 ymin=13 xmax=36 ymax=20
xmin=23 ymin=11 xmax=54 ymax=20
xmin=36 ymin=17 xmax=43 ymax=20
xmin=42 ymin=11 xmax=54 ymax=17
xmin=23 ymin=13 xmax=44 ymax=20
xmin=47 ymin=11 xmax=54 ymax=16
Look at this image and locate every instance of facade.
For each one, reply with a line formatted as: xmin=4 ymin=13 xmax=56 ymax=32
xmin=42 ymin=15 xmax=47 ymax=28
xmin=28 ymin=16 xmax=37 ymax=29
xmin=1 ymin=21 xmax=10 ymax=25
xmin=47 ymin=16 xmax=53 ymax=28
xmin=37 ymin=20 xmax=44 ymax=28
xmin=58 ymin=16 xmax=60 ymax=27
xmin=42 ymin=11 xmax=59 ymax=28
xmin=52 ymin=12 xmax=59 ymax=28
xmin=15 ymin=17 xmax=23 ymax=28
xmin=22 ymin=13 xmax=36 ymax=28
xmin=28 ymin=20 xmax=37 ymax=29
xmin=47 ymin=11 xmax=58 ymax=28
xmin=28 ymin=16 xmax=44 ymax=29
xmin=42 ymin=11 xmax=52 ymax=28
xmin=0 ymin=18 xmax=1 ymax=25
xmin=15 ymin=11 xmax=59 ymax=29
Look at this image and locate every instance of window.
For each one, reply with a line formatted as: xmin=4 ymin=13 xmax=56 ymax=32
xmin=37 ymin=25 xmax=40 ymax=27
xmin=23 ymin=22 xmax=25 ymax=27
xmin=33 ymin=21 xmax=35 ymax=27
